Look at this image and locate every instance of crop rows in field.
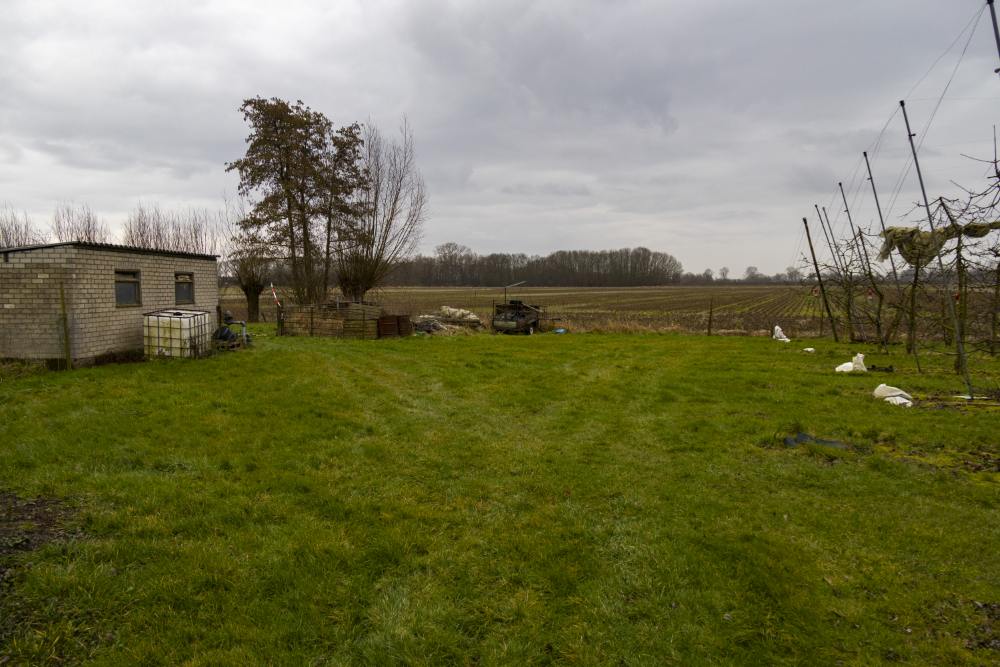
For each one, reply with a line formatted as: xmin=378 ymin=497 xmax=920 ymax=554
xmin=222 ymin=285 xmax=826 ymax=336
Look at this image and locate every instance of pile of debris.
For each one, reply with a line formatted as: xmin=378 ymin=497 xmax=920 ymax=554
xmin=413 ymin=306 xmax=482 ymax=335
xmin=413 ymin=306 xmax=483 ymax=336
xmin=437 ymin=306 xmax=482 ymax=326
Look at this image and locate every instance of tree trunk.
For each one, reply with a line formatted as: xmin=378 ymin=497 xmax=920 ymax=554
xmin=906 ymin=263 xmax=922 ymax=354
xmin=845 ymin=280 xmax=858 ymax=342
xmin=322 ymin=207 xmax=333 ymax=302
xmin=955 ymin=236 xmax=968 ymax=374
xmin=240 ymin=283 xmax=264 ymax=323
xmin=284 ymin=196 xmax=303 ymax=303
xmin=992 ymin=259 xmax=1000 ymax=356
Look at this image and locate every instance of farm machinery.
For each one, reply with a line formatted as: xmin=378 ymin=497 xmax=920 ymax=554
xmin=492 ymin=300 xmax=546 ymax=335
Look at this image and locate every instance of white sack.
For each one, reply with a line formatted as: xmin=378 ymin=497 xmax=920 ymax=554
xmin=835 ymin=353 xmax=867 ymax=373
xmin=884 ymin=396 xmax=913 ymax=407
xmin=873 ymin=384 xmax=912 ymax=401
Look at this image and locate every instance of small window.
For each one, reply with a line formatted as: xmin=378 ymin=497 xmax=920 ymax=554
xmin=175 ymin=272 xmax=194 ymax=304
xmin=115 ymin=271 xmax=141 ymax=306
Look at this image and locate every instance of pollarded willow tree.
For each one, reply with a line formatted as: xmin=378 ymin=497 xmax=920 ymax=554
xmin=220 ymin=198 xmax=275 ymax=323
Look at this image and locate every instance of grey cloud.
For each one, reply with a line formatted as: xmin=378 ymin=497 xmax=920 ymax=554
xmin=0 ymin=0 xmax=997 ymax=273
xmin=501 ymin=182 xmax=591 ymax=197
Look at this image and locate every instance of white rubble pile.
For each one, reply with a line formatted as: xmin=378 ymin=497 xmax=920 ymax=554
xmin=439 ymin=306 xmax=480 ymax=323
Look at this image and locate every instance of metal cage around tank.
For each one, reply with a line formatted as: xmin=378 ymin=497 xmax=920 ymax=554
xmin=143 ymin=309 xmax=212 ymax=359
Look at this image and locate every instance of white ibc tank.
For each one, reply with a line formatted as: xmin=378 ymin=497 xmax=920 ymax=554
xmin=143 ymin=309 xmax=211 ymax=359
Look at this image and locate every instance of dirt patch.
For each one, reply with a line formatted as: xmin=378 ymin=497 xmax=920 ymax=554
xmin=967 ymin=601 xmax=1000 ymax=652
xmin=961 ymin=451 xmax=1000 ymax=474
xmin=0 ymin=491 xmax=75 ymax=584
xmin=920 ymin=395 xmax=1000 ymax=413
xmin=0 ymin=360 xmax=47 ymax=383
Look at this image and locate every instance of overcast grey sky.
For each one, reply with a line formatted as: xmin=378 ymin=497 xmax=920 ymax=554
xmin=2 ymin=0 xmax=999 ymax=274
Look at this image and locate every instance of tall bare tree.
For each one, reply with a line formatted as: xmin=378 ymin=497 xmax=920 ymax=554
xmin=122 ymin=203 xmax=221 ymax=254
xmin=336 ymin=120 xmax=426 ymax=302
xmin=0 ymin=204 xmax=44 ymax=248
xmin=51 ymin=203 xmax=111 ymax=243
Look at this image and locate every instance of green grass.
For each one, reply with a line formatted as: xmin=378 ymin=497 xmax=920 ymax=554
xmin=1 ymin=330 xmax=998 ymax=664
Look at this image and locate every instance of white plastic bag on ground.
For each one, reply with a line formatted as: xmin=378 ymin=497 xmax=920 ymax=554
xmin=772 ymin=325 xmax=790 ymax=342
xmin=802 ymin=347 xmax=815 ymax=353
xmin=873 ymin=384 xmax=912 ymax=401
xmin=884 ymin=395 xmax=913 ymax=407
xmin=835 ymin=353 xmax=866 ymax=373
xmin=873 ymin=384 xmax=912 ymax=407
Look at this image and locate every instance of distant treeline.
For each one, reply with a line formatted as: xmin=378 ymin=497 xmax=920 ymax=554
xmin=387 ymin=244 xmax=684 ymax=287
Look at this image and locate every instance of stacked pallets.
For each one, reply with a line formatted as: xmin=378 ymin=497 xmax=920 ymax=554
xmin=279 ymin=302 xmax=408 ymax=340
xmin=377 ymin=315 xmax=415 ymax=338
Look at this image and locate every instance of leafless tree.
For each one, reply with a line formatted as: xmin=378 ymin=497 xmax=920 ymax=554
xmin=122 ymin=203 xmax=222 ymax=255
xmin=222 ymin=199 xmax=274 ymax=322
xmin=122 ymin=203 xmax=171 ymax=249
xmin=336 ymin=120 xmax=426 ymax=302
xmin=0 ymin=204 xmax=45 ymax=248
xmin=51 ymin=203 xmax=111 ymax=243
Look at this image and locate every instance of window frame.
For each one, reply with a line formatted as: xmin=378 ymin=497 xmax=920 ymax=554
xmin=174 ymin=272 xmax=195 ymax=305
xmin=114 ymin=270 xmax=142 ymax=307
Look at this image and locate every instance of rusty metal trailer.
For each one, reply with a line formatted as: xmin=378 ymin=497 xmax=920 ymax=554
xmin=492 ymin=300 xmax=545 ymax=335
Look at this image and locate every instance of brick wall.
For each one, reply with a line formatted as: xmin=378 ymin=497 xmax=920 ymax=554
xmin=0 ymin=244 xmax=218 ymax=364
xmin=0 ymin=246 xmax=75 ymax=360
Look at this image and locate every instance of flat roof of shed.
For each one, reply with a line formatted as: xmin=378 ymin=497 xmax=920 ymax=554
xmin=0 ymin=241 xmax=217 ymax=261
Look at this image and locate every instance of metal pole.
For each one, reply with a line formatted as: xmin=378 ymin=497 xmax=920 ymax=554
xmin=863 ymin=151 xmax=902 ymax=289
xmin=900 ymin=99 xmax=973 ymax=395
xmin=988 ymin=0 xmax=1000 ymax=75
xmin=814 ymin=204 xmax=846 ymax=279
xmin=817 ymin=205 xmax=838 ymax=273
xmin=803 ymin=217 xmax=839 ymax=342
xmin=821 ymin=206 xmax=850 ymax=278
xmin=823 ymin=204 xmax=856 ymax=340
xmin=838 ymin=182 xmax=871 ymax=344
xmin=838 ymin=182 xmax=857 ymax=235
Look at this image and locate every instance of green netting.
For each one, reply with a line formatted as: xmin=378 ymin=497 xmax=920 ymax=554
xmin=878 ymin=220 xmax=1000 ymax=266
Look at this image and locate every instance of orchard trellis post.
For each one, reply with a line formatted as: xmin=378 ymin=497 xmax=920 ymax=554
xmin=900 ymin=99 xmax=973 ymax=395
xmin=803 ymin=217 xmax=839 ymax=342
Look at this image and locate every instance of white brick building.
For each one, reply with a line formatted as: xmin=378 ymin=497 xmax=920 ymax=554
xmin=0 ymin=242 xmax=218 ymax=366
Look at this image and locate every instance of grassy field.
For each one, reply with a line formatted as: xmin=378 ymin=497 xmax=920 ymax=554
xmin=1 ymin=330 xmax=999 ymax=664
